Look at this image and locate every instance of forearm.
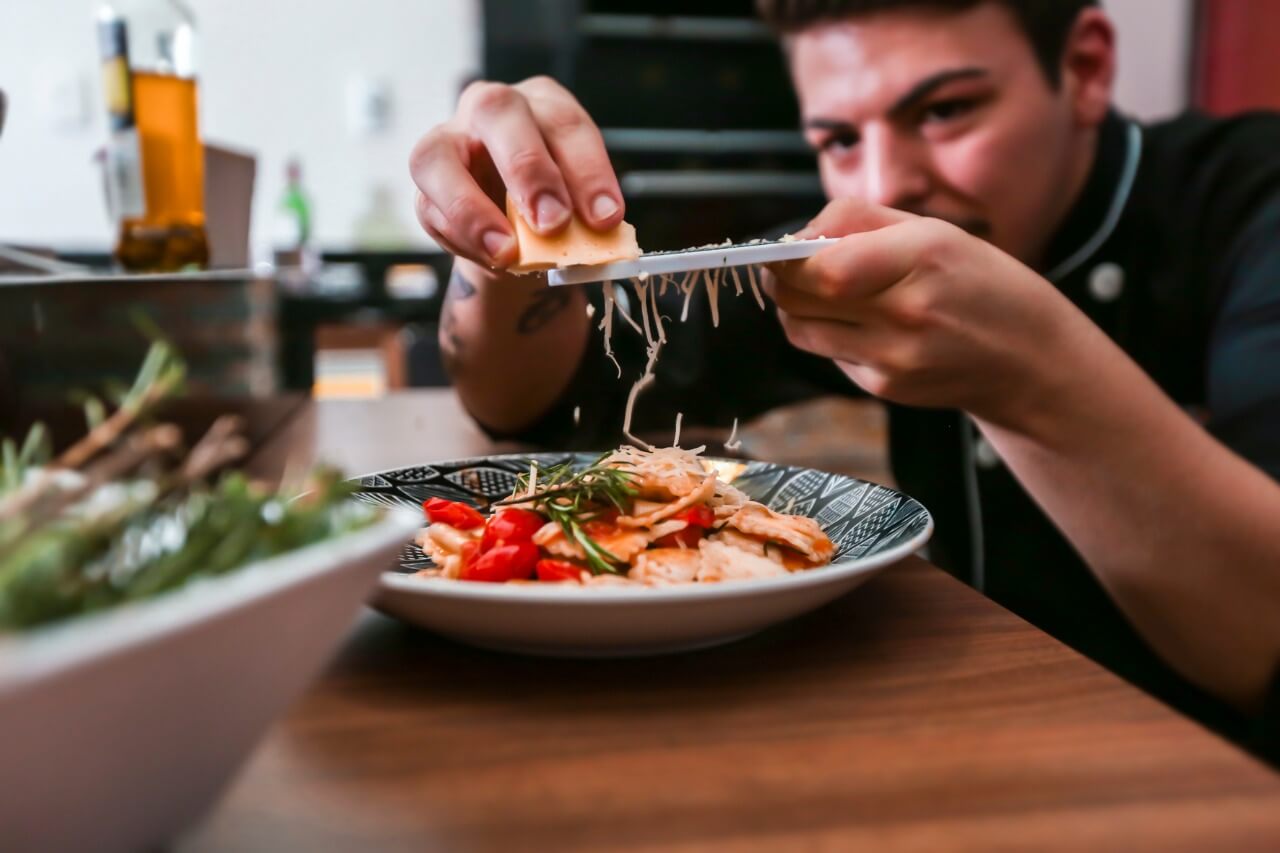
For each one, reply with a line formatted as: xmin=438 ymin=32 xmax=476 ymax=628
xmin=978 ymin=338 xmax=1280 ymax=711
xmin=442 ymin=259 xmax=590 ymax=434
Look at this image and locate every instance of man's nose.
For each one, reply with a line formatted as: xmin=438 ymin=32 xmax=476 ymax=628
xmin=862 ymin=129 xmax=930 ymax=210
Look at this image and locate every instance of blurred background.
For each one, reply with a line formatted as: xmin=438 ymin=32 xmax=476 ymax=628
xmin=0 ymin=0 xmax=1276 ymax=413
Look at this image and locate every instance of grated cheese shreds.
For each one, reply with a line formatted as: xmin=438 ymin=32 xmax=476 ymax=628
xmin=601 ymin=254 xmax=772 ymax=449
xmin=635 ymin=279 xmax=654 ymax=346
xmin=746 ymin=264 xmax=766 ymax=310
xmin=621 ymin=272 xmax=667 ymax=449
xmin=706 ymin=268 xmax=723 ymax=328
xmin=679 ymin=270 xmax=697 ymax=322
xmin=650 ymin=276 xmax=667 ymax=343
xmin=673 ymin=412 xmax=683 ymax=447
xmin=622 ymin=347 xmax=660 ymax=449
xmin=599 ymin=282 xmax=622 ymax=378
xmin=573 ymin=405 xmax=581 ymax=426
xmin=725 ymin=417 xmax=742 ymax=451
xmin=729 ymin=264 xmax=744 ymax=296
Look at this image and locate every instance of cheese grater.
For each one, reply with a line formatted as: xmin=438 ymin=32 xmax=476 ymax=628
xmin=546 ymin=237 xmax=839 ymax=286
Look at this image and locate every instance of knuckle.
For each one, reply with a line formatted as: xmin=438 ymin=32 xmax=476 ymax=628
xmin=521 ymin=74 xmax=562 ymax=95
xmin=540 ymin=101 xmax=587 ymax=135
xmin=878 ymin=341 xmax=915 ymax=377
xmin=441 ymin=193 xmax=488 ymax=230
xmin=812 ymin=260 xmax=847 ymax=300
xmin=408 ymin=128 xmax=450 ymax=175
xmin=893 ymin=289 xmax=934 ymax=329
xmin=505 ymin=146 xmax=552 ymax=184
xmin=917 ymin=218 xmax=956 ymax=260
xmin=465 ymin=81 xmax=518 ymax=116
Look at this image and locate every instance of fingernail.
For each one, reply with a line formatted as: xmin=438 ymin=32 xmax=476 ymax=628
xmin=534 ymin=193 xmax=570 ymax=230
xmin=482 ymin=229 xmax=514 ymax=260
xmin=591 ymin=193 xmax=619 ymax=221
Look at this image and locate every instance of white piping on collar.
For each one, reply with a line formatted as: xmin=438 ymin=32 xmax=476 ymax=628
xmin=1045 ymin=122 xmax=1144 ymax=283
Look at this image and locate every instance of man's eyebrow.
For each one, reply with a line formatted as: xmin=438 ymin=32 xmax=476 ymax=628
xmin=888 ymin=67 xmax=989 ymax=117
xmin=803 ymin=67 xmax=991 ymax=133
xmin=804 ymin=117 xmax=855 ymax=133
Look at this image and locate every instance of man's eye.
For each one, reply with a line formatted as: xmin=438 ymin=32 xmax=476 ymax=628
xmin=922 ymin=98 xmax=976 ymax=123
xmin=820 ymin=131 xmax=859 ymax=154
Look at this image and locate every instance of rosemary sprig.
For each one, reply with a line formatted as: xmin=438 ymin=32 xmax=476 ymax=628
xmin=496 ymin=457 xmax=637 ymax=575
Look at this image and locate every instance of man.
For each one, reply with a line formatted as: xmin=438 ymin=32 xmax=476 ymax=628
xmin=409 ymin=0 xmax=1280 ymax=760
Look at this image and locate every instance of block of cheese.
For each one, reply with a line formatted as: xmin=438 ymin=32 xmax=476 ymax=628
xmin=505 ymin=195 xmax=641 ymax=274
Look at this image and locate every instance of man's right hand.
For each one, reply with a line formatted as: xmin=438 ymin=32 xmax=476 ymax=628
xmin=408 ymin=77 xmax=618 ymax=434
xmin=409 ymin=75 xmax=625 ymax=269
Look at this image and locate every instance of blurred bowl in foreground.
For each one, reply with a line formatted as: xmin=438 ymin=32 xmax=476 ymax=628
xmin=0 ymin=507 xmax=419 ymax=853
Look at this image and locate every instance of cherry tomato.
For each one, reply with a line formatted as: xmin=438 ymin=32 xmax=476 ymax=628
xmin=422 ymin=497 xmax=485 ymax=530
xmin=460 ymin=541 xmax=539 ymax=583
xmin=581 ymin=509 xmax=621 ymax=538
xmin=536 ymin=559 xmax=583 ymax=582
xmin=652 ymin=505 xmax=716 ymax=548
xmin=481 ymin=508 xmax=545 ymax=552
xmin=459 ymin=540 xmax=480 ymax=568
xmin=653 ymin=526 xmax=704 ymax=549
xmin=679 ymin=506 xmax=716 ymax=529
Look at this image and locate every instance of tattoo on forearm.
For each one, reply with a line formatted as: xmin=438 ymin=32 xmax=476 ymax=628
xmin=440 ymin=304 xmax=464 ymax=376
xmin=517 ymin=287 xmax=572 ymax=334
xmin=439 ymin=269 xmax=474 ymax=376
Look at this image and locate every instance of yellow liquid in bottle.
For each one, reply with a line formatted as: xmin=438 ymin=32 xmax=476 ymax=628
xmin=115 ymin=71 xmax=209 ymax=272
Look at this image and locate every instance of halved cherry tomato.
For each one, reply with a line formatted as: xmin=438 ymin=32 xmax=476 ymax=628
xmin=653 ymin=505 xmax=716 ymax=548
xmin=582 ymin=509 xmax=621 ymax=538
xmin=536 ymin=559 xmax=583 ymax=582
xmin=680 ymin=506 xmax=716 ymax=529
xmin=481 ymin=508 xmax=545 ymax=552
xmin=653 ymin=526 xmax=702 ymax=549
xmin=422 ymin=497 xmax=485 ymax=530
xmin=460 ymin=541 xmax=539 ymax=582
xmin=459 ymin=540 xmax=481 ymax=568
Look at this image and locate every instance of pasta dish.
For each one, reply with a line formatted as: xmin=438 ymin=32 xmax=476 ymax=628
xmin=415 ymin=445 xmax=835 ymax=586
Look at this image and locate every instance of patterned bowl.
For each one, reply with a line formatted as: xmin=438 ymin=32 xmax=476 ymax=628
xmin=353 ymin=453 xmax=933 ymax=657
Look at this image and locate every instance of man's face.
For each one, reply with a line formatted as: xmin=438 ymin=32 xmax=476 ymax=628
xmin=790 ymin=3 xmax=1092 ymax=266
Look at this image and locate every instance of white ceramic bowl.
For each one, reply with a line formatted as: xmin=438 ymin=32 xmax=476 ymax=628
xmin=357 ymin=453 xmax=933 ymax=657
xmin=0 ymin=508 xmax=421 ymax=853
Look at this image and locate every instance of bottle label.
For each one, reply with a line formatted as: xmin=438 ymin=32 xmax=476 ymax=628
xmin=98 ymin=17 xmax=146 ymax=220
xmin=105 ymin=129 xmax=146 ymax=221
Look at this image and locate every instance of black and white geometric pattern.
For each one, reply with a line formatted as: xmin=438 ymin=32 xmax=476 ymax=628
xmin=351 ymin=453 xmax=932 ymax=574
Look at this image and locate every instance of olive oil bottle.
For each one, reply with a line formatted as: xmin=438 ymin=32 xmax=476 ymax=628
xmin=98 ymin=1 xmax=208 ymax=272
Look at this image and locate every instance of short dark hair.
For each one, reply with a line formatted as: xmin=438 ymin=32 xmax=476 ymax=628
xmin=756 ymin=0 xmax=1099 ymax=86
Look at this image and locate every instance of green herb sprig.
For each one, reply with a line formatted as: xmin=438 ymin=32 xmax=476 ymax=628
xmin=0 ymin=339 xmax=377 ymax=632
xmin=496 ymin=457 xmax=637 ymax=575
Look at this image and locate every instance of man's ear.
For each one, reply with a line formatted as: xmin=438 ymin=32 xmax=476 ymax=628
xmin=1059 ymin=8 xmax=1116 ymax=128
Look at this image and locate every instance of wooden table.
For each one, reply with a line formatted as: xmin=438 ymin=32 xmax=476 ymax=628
xmin=187 ymin=391 xmax=1280 ymax=851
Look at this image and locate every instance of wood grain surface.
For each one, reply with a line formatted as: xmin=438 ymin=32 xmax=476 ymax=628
xmin=185 ymin=391 xmax=1280 ymax=851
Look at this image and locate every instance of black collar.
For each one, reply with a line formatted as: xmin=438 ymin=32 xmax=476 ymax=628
xmin=1041 ymin=110 xmax=1143 ymax=283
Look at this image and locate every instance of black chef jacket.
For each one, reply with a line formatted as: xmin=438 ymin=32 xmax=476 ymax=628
xmin=491 ymin=110 xmax=1280 ymax=762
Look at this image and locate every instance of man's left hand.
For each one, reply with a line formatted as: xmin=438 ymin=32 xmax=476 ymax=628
xmin=764 ymin=198 xmax=1102 ymax=435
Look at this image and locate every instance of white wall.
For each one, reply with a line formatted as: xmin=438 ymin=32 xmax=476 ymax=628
xmin=1108 ymin=0 xmax=1194 ymax=121
xmin=0 ymin=0 xmax=1189 ymax=253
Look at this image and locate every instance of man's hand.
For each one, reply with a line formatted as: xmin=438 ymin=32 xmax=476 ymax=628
xmin=409 ymin=76 xmax=625 ymax=268
xmin=769 ymin=201 xmax=1280 ymax=713
xmin=765 ymin=198 xmax=1101 ymax=436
